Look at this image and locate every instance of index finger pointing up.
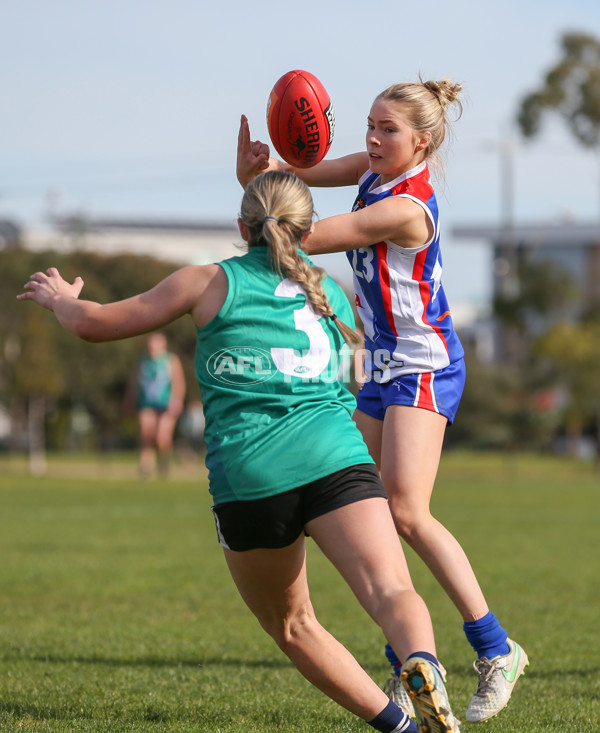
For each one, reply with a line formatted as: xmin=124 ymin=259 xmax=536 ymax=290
xmin=238 ymin=114 xmax=250 ymax=153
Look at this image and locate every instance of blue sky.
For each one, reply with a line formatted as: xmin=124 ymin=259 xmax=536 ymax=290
xmin=3 ymin=0 xmax=600 ymax=309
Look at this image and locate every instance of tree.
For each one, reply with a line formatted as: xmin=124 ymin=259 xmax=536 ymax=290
xmin=515 ymin=31 xmax=600 ymax=460
xmin=535 ymin=317 xmax=600 ymax=462
xmin=1 ymin=248 xmax=198 ymax=467
xmin=492 ymin=248 xmax=577 ymax=371
xmin=11 ymin=309 xmax=64 ymax=473
xmin=516 ymin=31 xmax=600 ymax=150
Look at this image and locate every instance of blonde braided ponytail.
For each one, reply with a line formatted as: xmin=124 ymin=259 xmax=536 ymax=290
xmin=241 ymin=171 xmax=361 ymax=347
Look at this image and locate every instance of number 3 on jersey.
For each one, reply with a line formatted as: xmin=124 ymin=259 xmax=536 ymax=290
xmin=351 ymin=247 xmax=374 ymax=281
xmin=271 ymin=279 xmax=331 ymax=378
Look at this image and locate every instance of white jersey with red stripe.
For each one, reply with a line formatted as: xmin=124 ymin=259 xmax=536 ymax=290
xmin=347 ymin=161 xmax=464 ymax=381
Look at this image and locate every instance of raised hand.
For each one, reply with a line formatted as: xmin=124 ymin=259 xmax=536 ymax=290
xmin=17 ymin=267 xmax=84 ymax=311
xmin=236 ymin=114 xmax=270 ymax=188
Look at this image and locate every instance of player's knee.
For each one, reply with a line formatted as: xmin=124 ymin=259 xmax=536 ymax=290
xmin=389 ymin=501 xmax=430 ymax=543
xmin=262 ymin=603 xmax=319 ymax=652
xmin=156 ymin=436 xmax=173 ymax=452
xmin=368 ymin=586 xmax=415 ymax=624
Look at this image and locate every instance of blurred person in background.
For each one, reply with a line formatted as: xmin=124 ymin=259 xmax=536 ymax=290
xmin=125 ymin=331 xmax=186 ymax=477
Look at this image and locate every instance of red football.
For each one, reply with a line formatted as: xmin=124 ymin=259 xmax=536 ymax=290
xmin=266 ymin=70 xmax=335 ymax=168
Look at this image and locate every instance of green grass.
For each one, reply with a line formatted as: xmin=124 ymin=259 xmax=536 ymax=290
xmin=0 ymin=451 xmax=598 ymax=731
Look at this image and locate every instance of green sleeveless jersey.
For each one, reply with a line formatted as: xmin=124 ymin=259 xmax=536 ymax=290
xmin=195 ymin=247 xmax=373 ymax=504
xmin=137 ymin=352 xmax=172 ymax=410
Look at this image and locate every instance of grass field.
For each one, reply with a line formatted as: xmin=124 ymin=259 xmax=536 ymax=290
xmin=0 ymin=451 xmax=598 ymax=732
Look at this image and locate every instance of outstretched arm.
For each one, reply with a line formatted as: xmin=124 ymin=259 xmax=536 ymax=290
xmin=17 ymin=265 xmax=226 ymax=342
xmin=302 ymin=196 xmax=434 ymax=255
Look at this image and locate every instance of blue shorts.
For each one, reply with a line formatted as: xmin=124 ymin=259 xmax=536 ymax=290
xmin=356 ymin=358 xmax=466 ymax=424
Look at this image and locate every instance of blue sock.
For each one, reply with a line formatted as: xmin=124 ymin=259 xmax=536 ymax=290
xmin=405 ymin=650 xmax=445 ymax=678
xmin=406 ymin=650 xmax=438 ymax=666
xmin=463 ymin=611 xmax=510 ymax=659
xmin=385 ymin=645 xmax=445 ymax=679
xmin=385 ymin=642 xmax=403 ymax=677
xmin=367 ymin=699 xmax=417 ymax=732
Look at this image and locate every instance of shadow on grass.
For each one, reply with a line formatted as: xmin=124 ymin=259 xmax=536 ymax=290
xmin=2 ymin=652 xmax=293 ymax=669
xmin=9 ymin=654 xmax=600 ymax=679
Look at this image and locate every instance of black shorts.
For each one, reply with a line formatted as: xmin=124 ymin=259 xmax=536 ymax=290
xmin=211 ymin=463 xmax=386 ymax=552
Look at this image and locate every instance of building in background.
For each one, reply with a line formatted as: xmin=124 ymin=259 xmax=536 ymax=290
xmin=0 ymin=220 xmax=21 ymax=251
xmin=20 ymin=216 xmax=242 ymax=266
xmin=453 ymin=221 xmax=600 ymax=361
xmin=454 ymin=221 xmax=600 ymax=307
xmin=5 ymin=214 xmax=356 ymax=295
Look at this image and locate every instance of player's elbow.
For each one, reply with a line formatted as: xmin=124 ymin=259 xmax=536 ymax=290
xmin=72 ymin=315 xmax=109 ymax=343
xmin=73 ymin=320 xmax=99 ymax=342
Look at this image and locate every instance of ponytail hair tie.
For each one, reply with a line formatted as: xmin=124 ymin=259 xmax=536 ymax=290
xmin=264 ymin=216 xmax=279 ymax=224
xmin=330 ymin=313 xmax=338 ymax=321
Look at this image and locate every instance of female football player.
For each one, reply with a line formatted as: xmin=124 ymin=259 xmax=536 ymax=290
xmin=124 ymin=331 xmax=186 ymax=477
xmin=18 ymin=171 xmax=460 ymax=733
xmin=237 ymin=78 xmax=528 ymax=724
